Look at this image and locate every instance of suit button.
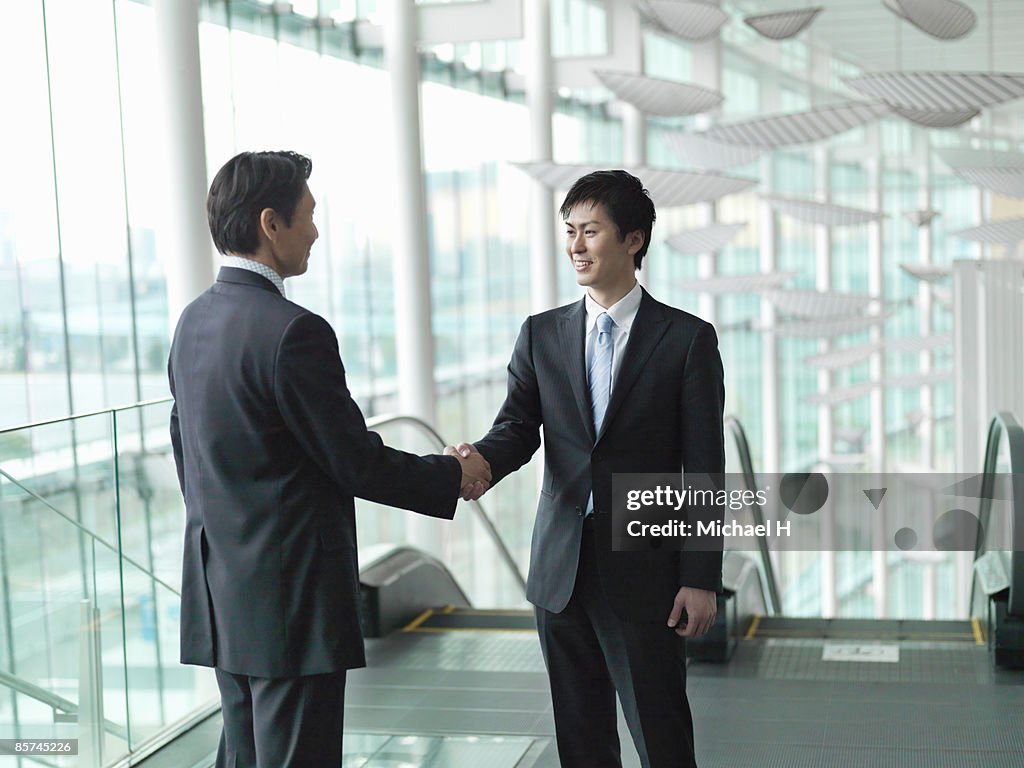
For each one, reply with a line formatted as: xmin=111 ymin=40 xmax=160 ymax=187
xmin=575 ymin=506 xmax=582 ymax=517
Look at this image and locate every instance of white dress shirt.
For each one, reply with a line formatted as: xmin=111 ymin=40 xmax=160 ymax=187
xmin=584 ymin=280 xmax=642 ymax=393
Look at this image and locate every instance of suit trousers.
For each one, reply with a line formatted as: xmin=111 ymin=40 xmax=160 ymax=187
xmin=214 ymin=667 xmax=347 ymax=768
xmin=535 ymin=518 xmax=696 ymax=768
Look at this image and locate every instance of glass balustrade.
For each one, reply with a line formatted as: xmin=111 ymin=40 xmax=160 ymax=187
xmin=0 ymin=399 xmax=528 ymax=766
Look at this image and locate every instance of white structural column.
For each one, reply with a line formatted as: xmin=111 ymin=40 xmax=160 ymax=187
xmin=609 ymin=1 xmax=649 ymax=284
xmin=622 ymin=107 xmax=647 ymax=168
xmin=153 ymin=0 xmax=213 ymax=330
xmin=383 ymin=0 xmax=445 ymax=554
xmin=759 ymin=198 xmax=781 ymax=474
xmin=616 ymin=0 xmax=646 ymax=168
xmin=866 ymin=150 xmax=886 ymax=473
xmin=866 ymin=136 xmax=888 ymax=618
xmin=758 ymin=79 xmax=780 ymax=474
xmin=813 ymin=145 xmax=833 ymax=464
xmin=526 ymin=0 xmax=558 ymax=312
xmin=915 ymin=130 xmax=935 ymax=468
xmin=691 ymin=28 xmax=722 ymax=326
xmin=384 ymin=0 xmax=436 ymax=426
xmin=623 ymin=107 xmax=650 ymax=286
xmin=813 ymin=145 xmax=837 ymax=618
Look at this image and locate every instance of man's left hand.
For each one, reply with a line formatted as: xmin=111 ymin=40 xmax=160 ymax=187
xmin=667 ymin=587 xmax=717 ymax=638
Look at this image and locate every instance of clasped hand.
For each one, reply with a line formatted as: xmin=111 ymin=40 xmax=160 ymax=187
xmin=444 ymin=443 xmax=490 ymax=501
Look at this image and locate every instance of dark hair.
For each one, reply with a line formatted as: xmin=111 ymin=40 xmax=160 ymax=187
xmin=207 ymin=151 xmax=312 ymax=256
xmin=558 ymin=170 xmax=656 ymax=270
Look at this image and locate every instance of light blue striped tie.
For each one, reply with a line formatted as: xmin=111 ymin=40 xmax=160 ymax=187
xmin=589 ymin=312 xmax=615 ymax=432
xmin=585 ymin=312 xmax=615 ymax=516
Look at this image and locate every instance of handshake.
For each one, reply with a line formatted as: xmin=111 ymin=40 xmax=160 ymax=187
xmin=445 ymin=443 xmax=491 ymax=502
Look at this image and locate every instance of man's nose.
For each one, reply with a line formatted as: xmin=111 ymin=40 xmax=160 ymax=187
xmin=571 ymin=233 xmax=585 ymax=252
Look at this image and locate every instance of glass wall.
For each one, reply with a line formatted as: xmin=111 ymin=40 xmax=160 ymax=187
xmin=0 ymin=0 xmax=1002 ymax=628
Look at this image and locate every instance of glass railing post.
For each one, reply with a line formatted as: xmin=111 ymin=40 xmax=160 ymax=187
xmin=78 ymin=597 xmax=104 ymax=768
xmin=0 ymin=479 xmax=21 ymax=745
xmin=111 ymin=409 xmax=134 ymax=756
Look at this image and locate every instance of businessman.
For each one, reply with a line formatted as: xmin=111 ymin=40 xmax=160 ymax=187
xmin=451 ymin=170 xmax=725 ymax=767
xmin=168 ymin=151 xmax=490 ymax=768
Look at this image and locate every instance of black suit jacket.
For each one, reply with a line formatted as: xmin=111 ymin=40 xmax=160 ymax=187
xmin=169 ymin=267 xmax=461 ymax=677
xmin=475 ymin=289 xmax=725 ymax=622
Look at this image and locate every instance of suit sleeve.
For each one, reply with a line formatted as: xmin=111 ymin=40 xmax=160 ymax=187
xmin=275 ymin=312 xmax=461 ymax=519
xmin=473 ymin=316 xmax=543 ymax=484
xmin=167 ymin=356 xmax=186 ymax=497
xmin=679 ymin=322 xmax=726 ymax=592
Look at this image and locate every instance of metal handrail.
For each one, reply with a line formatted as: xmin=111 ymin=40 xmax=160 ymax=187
xmin=0 ymin=669 xmax=128 ymax=742
xmin=724 ymin=415 xmax=781 ymax=615
xmin=971 ymin=412 xmax=1024 ymax=616
xmin=0 ymin=397 xmax=174 ymax=436
xmin=365 ymin=413 xmax=528 ymax=596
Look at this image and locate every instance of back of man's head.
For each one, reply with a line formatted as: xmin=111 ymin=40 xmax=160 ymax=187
xmin=559 ymin=170 xmax=656 ymax=269
xmin=207 ymin=151 xmax=312 ymax=256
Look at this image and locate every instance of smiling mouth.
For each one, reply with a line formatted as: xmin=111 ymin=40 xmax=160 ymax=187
xmin=573 ymin=259 xmax=593 ymax=269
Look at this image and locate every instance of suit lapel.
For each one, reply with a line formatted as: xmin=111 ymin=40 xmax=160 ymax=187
xmin=557 ymin=298 xmax=596 ymax=444
xmin=596 ymin=290 xmax=670 ymax=444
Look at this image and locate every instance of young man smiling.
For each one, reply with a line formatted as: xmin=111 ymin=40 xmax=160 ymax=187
xmin=452 ymin=170 xmax=725 ymax=767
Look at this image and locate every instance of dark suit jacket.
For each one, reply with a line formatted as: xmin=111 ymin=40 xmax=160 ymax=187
xmin=475 ymin=288 xmax=725 ymax=622
xmin=169 ymin=267 xmax=461 ymax=678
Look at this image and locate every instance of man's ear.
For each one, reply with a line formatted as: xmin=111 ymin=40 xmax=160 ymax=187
xmin=626 ymin=230 xmax=645 ymax=256
xmin=259 ymin=208 xmax=279 ymax=243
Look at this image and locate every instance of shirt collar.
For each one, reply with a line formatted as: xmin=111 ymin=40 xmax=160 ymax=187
xmin=222 ymin=256 xmax=287 ymax=298
xmin=585 ymin=280 xmax=642 ymax=333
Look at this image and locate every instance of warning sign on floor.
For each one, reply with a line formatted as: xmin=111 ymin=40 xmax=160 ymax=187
xmin=821 ymin=643 xmax=899 ymax=663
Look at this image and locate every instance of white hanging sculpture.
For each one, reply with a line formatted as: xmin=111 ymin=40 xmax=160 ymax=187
xmin=764 ymin=289 xmax=875 ymax=318
xmin=661 ymin=132 xmax=764 ymax=170
xmin=643 ymin=1 xmax=729 ymax=41
xmin=702 ymin=101 xmax=890 ymax=148
xmin=904 ymin=210 xmax=940 ymax=227
xmin=951 ymin=218 xmax=1024 ymax=245
xmin=743 ymin=7 xmax=823 ymax=40
xmin=594 ymin=71 xmax=723 ymax=117
xmin=674 ymin=272 xmax=796 ymax=294
xmin=884 ymin=0 xmax=977 ymax=41
xmin=761 ymin=194 xmax=885 ymax=227
xmin=892 ymin=106 xmax=979 ymax=128
xmin=512 ymin=162 xmax=757 ymax=206
xmin=664 ymin=223 xmax=747 ymax=255
xmin=845 ymin=72 xmax=1024 ymax=112
xmin=899 ymin=263 xmax=950 ymax=282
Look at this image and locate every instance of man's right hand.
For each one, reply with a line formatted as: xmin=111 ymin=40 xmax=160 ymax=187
xmin=445 ymin=443 xmax=491 ymax=501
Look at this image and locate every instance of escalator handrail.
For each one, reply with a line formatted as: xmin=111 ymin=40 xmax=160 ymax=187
xmin=724 ymin=415 xmax=781 ymax=615
xmin=365 ymin=413 xmax=527 ymax=596
xmin=972 ymin=411 xmax=1024 ymax=616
